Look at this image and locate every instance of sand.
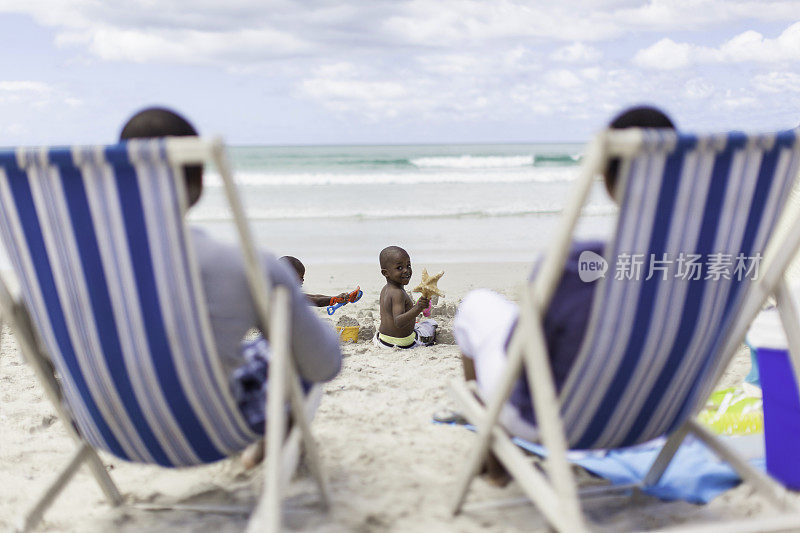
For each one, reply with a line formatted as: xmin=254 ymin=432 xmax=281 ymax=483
xmin=0 ymin=261 xmax=790 ymax=532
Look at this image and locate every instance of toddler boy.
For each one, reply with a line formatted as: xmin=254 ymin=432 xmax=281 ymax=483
xmin=376 ymin=246 xmax=437 ymax=348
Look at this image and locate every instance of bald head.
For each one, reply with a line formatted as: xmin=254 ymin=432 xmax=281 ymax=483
xmin=379 ymin=246 xmax=408 ymax=269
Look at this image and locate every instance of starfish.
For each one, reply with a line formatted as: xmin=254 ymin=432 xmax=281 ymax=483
xmin=412 ymin=269 xmax=445 ymax=299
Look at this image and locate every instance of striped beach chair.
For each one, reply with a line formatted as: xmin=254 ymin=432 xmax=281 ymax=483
xmin=0 ymin=138 xmax=329 ymax=532
xmin=450 ymin=128 xmax=800 ymax=532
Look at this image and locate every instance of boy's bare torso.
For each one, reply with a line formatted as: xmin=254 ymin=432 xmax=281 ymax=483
xmin=377 ymin=246 xmax=429 ymax=340
xmin=379 ymin=283 xmax=415 ymax=338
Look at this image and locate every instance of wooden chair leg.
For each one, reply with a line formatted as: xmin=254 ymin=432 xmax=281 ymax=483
xmin=643 ymin=422 xmax=690 ymax=487
xmin=18 ymin=443 xmax=93 ymax=533
xmin=686 ymin=419 xmax=797 ymax=512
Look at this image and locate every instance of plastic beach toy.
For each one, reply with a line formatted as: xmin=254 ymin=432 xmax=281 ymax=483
xmin=335 ymin=325 xmax=359 ymax=343
xmin=697 ymin=387 xmax=763 ymax=436
xmin=417 ymin=297 xmax=433 ymax=317
xmin=327 ymin=286 xmax=363 ymax=315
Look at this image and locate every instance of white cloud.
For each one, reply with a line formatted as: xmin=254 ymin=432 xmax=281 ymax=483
xmin=0 ymin=81 xmax=52 ymax=94
xmin=684 ymin=78 xmax=715 ymax=99
xmin=717 ymin=23 xmax=800 ymax=62
xmin=380 ymin=1 xmax=622 ymax=44
xmin=81 ymin=27 xmax=310 ymax=64
xmin=753 ymin=72 xmax=800 ymax=93
xmin=616 ymin=1 xmax=800 ymax=29
xmin=500 ymin=46 xmax=542 ymax=74
xmin=721 ymin=94 xmax=759 ymax=109
xmin=0 ymin=80 xmax=55 ymax=105
xmin=380 ymin=0 xmax=800 ymax=47
xmin=633 ymin=38 xmax=696 ymax=70
xmin=3 ymin=0 xmax=800 ymax=69
xmin=551 ymin=43 xmax=601 ymax=63
xmin=416 ymin=47 xmax=542 ymax=80
xmin=635 ymin=22 xmax=800 ymax=70
xmin=299 ymin=55 xmax=542 ymax=123
xmin=496 ymin=65 xmax=658 ymax=118
xmin=580 ymin=67 xmax=603 ymax=81
xmin=299 ymin=63 xmax=412 ymax=120
xmin=302 ymin=78 xmax=407 ymax=103
xmin=1 ymin=1 xmax=323 ymax=67
xmin=416 ymin=54 xmax=486 ymax=76
xmin=0 ymin=80 xmax=80 ymax=111
xmin=545 ymin=69 xmax=584 ymax=89
xmin=1 ymin=1 xmax=800 ymax=141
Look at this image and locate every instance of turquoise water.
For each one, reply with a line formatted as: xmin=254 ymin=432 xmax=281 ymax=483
xmin=0 ymin=143 xmax=616 ymax=270
xmin=193 ymin=143 xmax=616 ymax=264
xmin=227 ymin=143 xmax=583 ymax=174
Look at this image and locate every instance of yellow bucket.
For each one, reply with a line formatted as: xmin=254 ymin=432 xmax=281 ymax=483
xmin=336 ymin=325 xmax=359 ymax=343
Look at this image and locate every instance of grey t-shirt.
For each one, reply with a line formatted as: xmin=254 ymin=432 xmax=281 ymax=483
xmin=190 ymin=227 xmax=341 ymax=383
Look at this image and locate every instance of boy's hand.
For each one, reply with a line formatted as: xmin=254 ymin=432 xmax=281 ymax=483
xmin=415 ymin=296 xmax=430 ymax=311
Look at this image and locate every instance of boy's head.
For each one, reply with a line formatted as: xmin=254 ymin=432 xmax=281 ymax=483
xmin=379 ymin=246 xmax=412 ymax=286
xmin=604 ymin=105 xmax=676 ymax=200
xmin=280 ymin=256 xmax=305 ymax=284
xmin=119 ymin=107 xmax=203 ymax=207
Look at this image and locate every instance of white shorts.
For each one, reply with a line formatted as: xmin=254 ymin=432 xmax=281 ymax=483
xmin=454 ymin=289 xmax=539 ymax=441
xmin=373 ymin=319 xmax=438 ymax=349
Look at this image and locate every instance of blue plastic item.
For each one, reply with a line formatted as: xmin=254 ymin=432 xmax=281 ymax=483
xmin=756 ymin=346 xmax=800 ymax=489
xmin=326 ymin=288 xmax=363 ymax=315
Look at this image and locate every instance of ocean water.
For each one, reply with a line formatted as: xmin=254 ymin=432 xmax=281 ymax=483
xmin=0 ymin=143 xmax=617 ymax=272
xmin=194 ymin=143 xmax=617 ymax=265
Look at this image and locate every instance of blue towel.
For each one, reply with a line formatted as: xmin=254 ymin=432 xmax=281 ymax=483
xmin=437 ymin=419 xmax=765 ymax=504
xmin=519 ymin=435 xmax=764 ymax=504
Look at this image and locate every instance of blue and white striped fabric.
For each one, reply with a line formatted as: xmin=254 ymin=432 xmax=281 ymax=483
xmin=558 ymin=129 xmax=800 ymax=450
xmin=0 ymin=140 xmax=258 ymax=467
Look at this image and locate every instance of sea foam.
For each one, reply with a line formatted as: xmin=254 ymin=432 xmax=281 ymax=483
xmin=187 ymin=202 xmax=616 ymax=223
xmin=202 ymin=167 xmax=576 ymax=187
xmin=410 ymin=155 xmax=534 ymax=169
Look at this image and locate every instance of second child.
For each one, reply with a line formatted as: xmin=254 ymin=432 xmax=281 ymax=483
xmin=280 ymin=255 xmax=353 ymax=308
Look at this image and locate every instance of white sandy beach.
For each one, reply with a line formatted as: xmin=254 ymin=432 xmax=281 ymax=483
xmin=0 ymin=261 xmax=789 ymax=532
xmin=2 ymin=1 xmax=799 ymax=531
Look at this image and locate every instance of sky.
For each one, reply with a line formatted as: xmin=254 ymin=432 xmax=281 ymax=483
xmin=0 ymin=1 xmax=798 ymax=146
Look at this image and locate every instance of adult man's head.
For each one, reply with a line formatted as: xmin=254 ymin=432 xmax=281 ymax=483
xmin=119 ymin=107 xmax=203 ymax=207
xmin=604 ymin=105 xmax=676 ymax=200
